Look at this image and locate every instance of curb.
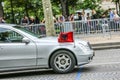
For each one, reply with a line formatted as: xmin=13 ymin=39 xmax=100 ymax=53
xmin=91 ymin=42 xmax=120 ymax=50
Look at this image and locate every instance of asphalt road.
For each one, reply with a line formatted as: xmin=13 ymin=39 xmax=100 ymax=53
xmin=0 ymin=49 xmax=120 ymax=80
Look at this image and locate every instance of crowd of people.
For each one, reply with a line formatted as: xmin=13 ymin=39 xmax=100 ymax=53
xmin=21 ymin=15 xmax=40 ymax=25
xmin=19 ymin=8 xmax=119 ymax=25
xmin=1 ymin=8 xmax=120 ymax=32
xmin=0 ymin=8 xmax=120 ymax=35
xmin=0 ymin=8 xmax=120 ymax=25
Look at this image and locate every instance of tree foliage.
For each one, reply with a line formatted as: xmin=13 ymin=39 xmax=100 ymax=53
xmin=2 ymin=0 xmax=103 ymax=23
xmin=51 ymin=0 xmax=78 ymax=20
xmin=3 ymin=0 xmax=43 ymax=23
xmin=112 ymin=0 xmax=119 ymax=2
xmin=51 ymin=0 xmax=101 ymax=20
xmin=76 ymin=0 xmax=101 ymax=10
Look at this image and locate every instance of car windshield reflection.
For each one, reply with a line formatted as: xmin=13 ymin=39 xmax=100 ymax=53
xmin=13 ymin=26 xmax=44 ymax=38
xmin=0 ymin=28 xmax=11 ymax=33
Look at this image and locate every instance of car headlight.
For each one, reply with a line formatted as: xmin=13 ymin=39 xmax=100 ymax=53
xmin=78 ymin=42 xmax=92 ymax=52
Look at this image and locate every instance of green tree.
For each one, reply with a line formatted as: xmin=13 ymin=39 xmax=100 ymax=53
xmin=3 ymin=0 xmax=43 ymax=23
xmin=51 ymin=0 xmax=101 ymax=20
xmin=77 ymin=0 xmax=101 ymax=10
xmin=2 ymin=0 xmax=102 ymax=23
xmin=51 ymin=0 xmax=78 ymax=20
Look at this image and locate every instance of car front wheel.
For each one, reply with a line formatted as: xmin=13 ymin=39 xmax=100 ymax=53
xmin=50 ymin=50 xmax=76 ymax=73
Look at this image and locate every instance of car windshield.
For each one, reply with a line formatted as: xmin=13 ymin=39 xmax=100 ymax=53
xmin=13 ymin=26 xmax=42 ymax=38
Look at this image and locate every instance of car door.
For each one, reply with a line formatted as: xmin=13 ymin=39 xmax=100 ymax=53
xmin=0 ymin=27 xmax=36 ymax=68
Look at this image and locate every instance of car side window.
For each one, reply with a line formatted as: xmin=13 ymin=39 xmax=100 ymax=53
xmin=0 ymin=28 xmax=24 ymax=43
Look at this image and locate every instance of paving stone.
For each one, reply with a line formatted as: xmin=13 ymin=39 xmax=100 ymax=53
xmin=1 ymin=49 xmax=120 ymax=80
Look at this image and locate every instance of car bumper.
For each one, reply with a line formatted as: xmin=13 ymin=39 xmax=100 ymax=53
xmin=77 ymin=50 xmax=95 ymax=66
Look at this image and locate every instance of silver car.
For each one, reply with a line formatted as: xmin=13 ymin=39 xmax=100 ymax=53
xmin=0 ymin=24 xmax=94 ymax=73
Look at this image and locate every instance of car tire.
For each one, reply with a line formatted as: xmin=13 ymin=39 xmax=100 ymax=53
xmin=50 ymin=50 xmax=75 ymax=73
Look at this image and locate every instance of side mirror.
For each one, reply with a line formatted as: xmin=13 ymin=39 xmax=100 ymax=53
xmin=22 ymin=37 xmax=30 ymax=44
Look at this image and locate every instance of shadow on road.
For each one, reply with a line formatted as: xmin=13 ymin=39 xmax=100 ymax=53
xmin=0 ymin=69 xmax=54 ymax=79
xmin=0 ymin=66 xmax=95 ymax=79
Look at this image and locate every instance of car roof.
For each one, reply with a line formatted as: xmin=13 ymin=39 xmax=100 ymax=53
xmin=0 ymin=24 xmax=13 ymax=26
xmin=0 ymin=24 xmax=16 ymax=32
xmin=0 ymin=24 xmax=21 ymax=30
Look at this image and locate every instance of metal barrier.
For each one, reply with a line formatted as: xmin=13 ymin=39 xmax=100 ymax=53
xmin=24 ymin=24 xmax=46 ymax=36
xmin=23 ymin=18 xmax=120 ymax=38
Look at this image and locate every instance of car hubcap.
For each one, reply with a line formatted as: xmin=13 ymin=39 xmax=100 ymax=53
xmin=54 ymin=53 xmax=71 ymax=71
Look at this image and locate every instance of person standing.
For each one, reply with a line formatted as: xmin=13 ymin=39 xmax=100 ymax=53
xmin=82 ymin=12 xmax=87 ymax=33
xmin=21 ymin=16 xmax=29 ymax=26
xmin=91 ymin=9 xmax=97 ymax=19
xmin=78 ymin=12 xmax=82 ymax=20
xmin=113 ymin=10 xmax=120 ymax=31
xmin=109 ymin=8 xmax=114 ymax=30
xmin=109 ymin=8 xmax=114 ymax=20
xmin=101 ymin=14 xmax=109 ymax=33
xmin=35 ymin=15 xmax=40 ymax=24
xmin=76 ymin=12 xmax=82 ymax=33
xmin=29 ymin=16 xmax=35 ymax=24
xmin=58 ymin=15 xmax=65 ymax=23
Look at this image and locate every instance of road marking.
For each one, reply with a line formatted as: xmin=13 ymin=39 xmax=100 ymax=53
xmin=76 ymin=67 xmax=82 ymax=80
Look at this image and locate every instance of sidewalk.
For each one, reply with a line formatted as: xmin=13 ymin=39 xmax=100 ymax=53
xmin=81 ymin=35 xmax=120 ymax=50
